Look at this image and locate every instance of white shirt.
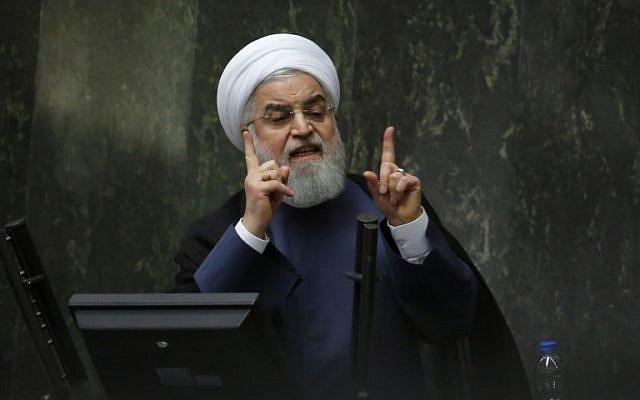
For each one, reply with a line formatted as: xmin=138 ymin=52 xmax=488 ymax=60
xmin=235 ymin=206 xmax=432 ymax=265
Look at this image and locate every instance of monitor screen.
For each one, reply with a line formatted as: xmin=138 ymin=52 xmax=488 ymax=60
xmin=69 ymin=292 xmax=294 ymax=400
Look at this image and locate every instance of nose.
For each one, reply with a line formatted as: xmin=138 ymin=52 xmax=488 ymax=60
xmin=290 ymin=111 xmax=312 ymax=137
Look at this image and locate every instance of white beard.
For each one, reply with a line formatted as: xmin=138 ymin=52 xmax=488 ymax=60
xmin=252 ymin=129 xmax=346 ymax=208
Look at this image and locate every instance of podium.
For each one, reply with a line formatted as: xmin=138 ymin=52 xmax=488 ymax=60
xmin=69 ymin=292 xmax=294 ymax=400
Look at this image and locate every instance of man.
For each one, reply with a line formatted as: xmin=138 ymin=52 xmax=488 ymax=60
xmin=175 ymin=34 xmax=530 ymax=400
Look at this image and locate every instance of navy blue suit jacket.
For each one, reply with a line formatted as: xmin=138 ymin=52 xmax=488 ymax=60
xmin=174 ymin=174 xmax=531 ymax=400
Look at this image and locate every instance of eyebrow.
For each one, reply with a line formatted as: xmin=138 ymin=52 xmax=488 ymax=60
xmin=262 ymin=94 xmax=327 ymax=113
xmin=302 ymin=94 xmax=326 ymax=107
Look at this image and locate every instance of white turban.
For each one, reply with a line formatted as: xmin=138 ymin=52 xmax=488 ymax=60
xmin=216 ymin=33 xmax=340 ymax=151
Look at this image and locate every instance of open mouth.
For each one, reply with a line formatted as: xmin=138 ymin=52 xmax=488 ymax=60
xmin=289 ymin=144 xmax=322 ymax=162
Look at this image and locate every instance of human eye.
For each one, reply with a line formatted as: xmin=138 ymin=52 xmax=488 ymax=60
xmin=265 ymin=110 xmax=292 ymax=125
xmin=303 ymin=105 xmax=326 ymax=121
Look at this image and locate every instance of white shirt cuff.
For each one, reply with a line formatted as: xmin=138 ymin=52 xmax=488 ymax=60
xmin=235 ymin=219 xmax=269 ymax=254
xmin=388 ymin=207 xmax=432 ymax=264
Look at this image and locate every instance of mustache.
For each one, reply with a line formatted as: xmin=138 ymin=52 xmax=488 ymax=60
xmin=251 ymin=131 xmax=329 ymax=165
xmin=283 ymin=133 xmax=325 ymax=156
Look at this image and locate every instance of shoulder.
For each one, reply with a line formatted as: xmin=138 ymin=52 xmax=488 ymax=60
xmin=346 ymin=172 xmax=369 ymax=194
xmin=178 ymin=190 xmax=245 ymax=261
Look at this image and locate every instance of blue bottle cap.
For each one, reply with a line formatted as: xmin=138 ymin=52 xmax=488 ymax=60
xmin=539 ymin=340 xmax=557 ymax=352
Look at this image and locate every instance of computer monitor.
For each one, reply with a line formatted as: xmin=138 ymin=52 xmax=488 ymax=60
xmin=69 ymin=292 xmax=295 ymax=400
xmin=0 ymin=219 xmax=87 ymax=399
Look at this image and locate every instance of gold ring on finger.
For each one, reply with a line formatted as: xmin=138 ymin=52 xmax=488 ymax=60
xmin=261 ymin=172 xmax=271 ymax=181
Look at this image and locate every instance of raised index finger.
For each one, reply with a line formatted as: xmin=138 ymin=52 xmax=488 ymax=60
xmin=243 ymin=130 xmax=260 ymax=170
xmin=381 ymin=126 xmax=396 ymax=164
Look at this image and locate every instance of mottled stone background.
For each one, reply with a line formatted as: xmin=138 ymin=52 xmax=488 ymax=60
xmin=1 ymin=0 xmax=638 ymax=399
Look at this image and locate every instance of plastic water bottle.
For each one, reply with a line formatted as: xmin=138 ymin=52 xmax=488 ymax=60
xmin=535 ymin=340 xmax=563 ymax=400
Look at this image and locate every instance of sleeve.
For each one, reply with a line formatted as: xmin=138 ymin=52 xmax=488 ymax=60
xmin=235 ymin=219 xmax=270 ymax=253
xmin=189 ymin=225 xmax=300 ymax=318
xmin=380 ymin=217 xmax=478 ymax=343
xmin=387 ymin=206 xmax=432 ymax=264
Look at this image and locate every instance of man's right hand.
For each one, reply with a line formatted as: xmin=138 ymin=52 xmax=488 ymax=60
xmin=241 ymin=130 xmax=293 ymax=238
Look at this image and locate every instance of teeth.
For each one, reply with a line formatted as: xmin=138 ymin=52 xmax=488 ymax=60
xmin=292 ymin=151 xmax=315 ymax=157
xmin=290 ymin=146 xmax=318 ymax=157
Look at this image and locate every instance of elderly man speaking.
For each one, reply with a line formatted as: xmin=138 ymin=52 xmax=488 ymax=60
xmin=174 ymin=34 xmax=529 ymax=400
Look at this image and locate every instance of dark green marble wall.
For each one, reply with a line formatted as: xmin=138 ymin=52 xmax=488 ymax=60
xmin=0 ymin=0 xmax=43 ymax=398
xmin=1 ymin=0 xmax=638 ymax=399
xmin=510 ymin=1 xmax=639 ymax=397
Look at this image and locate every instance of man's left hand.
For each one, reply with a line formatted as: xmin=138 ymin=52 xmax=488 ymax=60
xmin=364 ymin=127 xmax=423 ymax=226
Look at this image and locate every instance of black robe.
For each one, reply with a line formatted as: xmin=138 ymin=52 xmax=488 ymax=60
xmin=174 ymin=174 xmax=532 ymax=400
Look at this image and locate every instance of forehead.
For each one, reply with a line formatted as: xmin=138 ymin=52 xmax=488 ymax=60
xmin=252 ymin=72 xmax=327 ymax=106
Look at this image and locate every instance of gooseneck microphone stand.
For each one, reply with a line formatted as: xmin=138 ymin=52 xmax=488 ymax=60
xmin=346 ymin=214 xmax=384 ymax=400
